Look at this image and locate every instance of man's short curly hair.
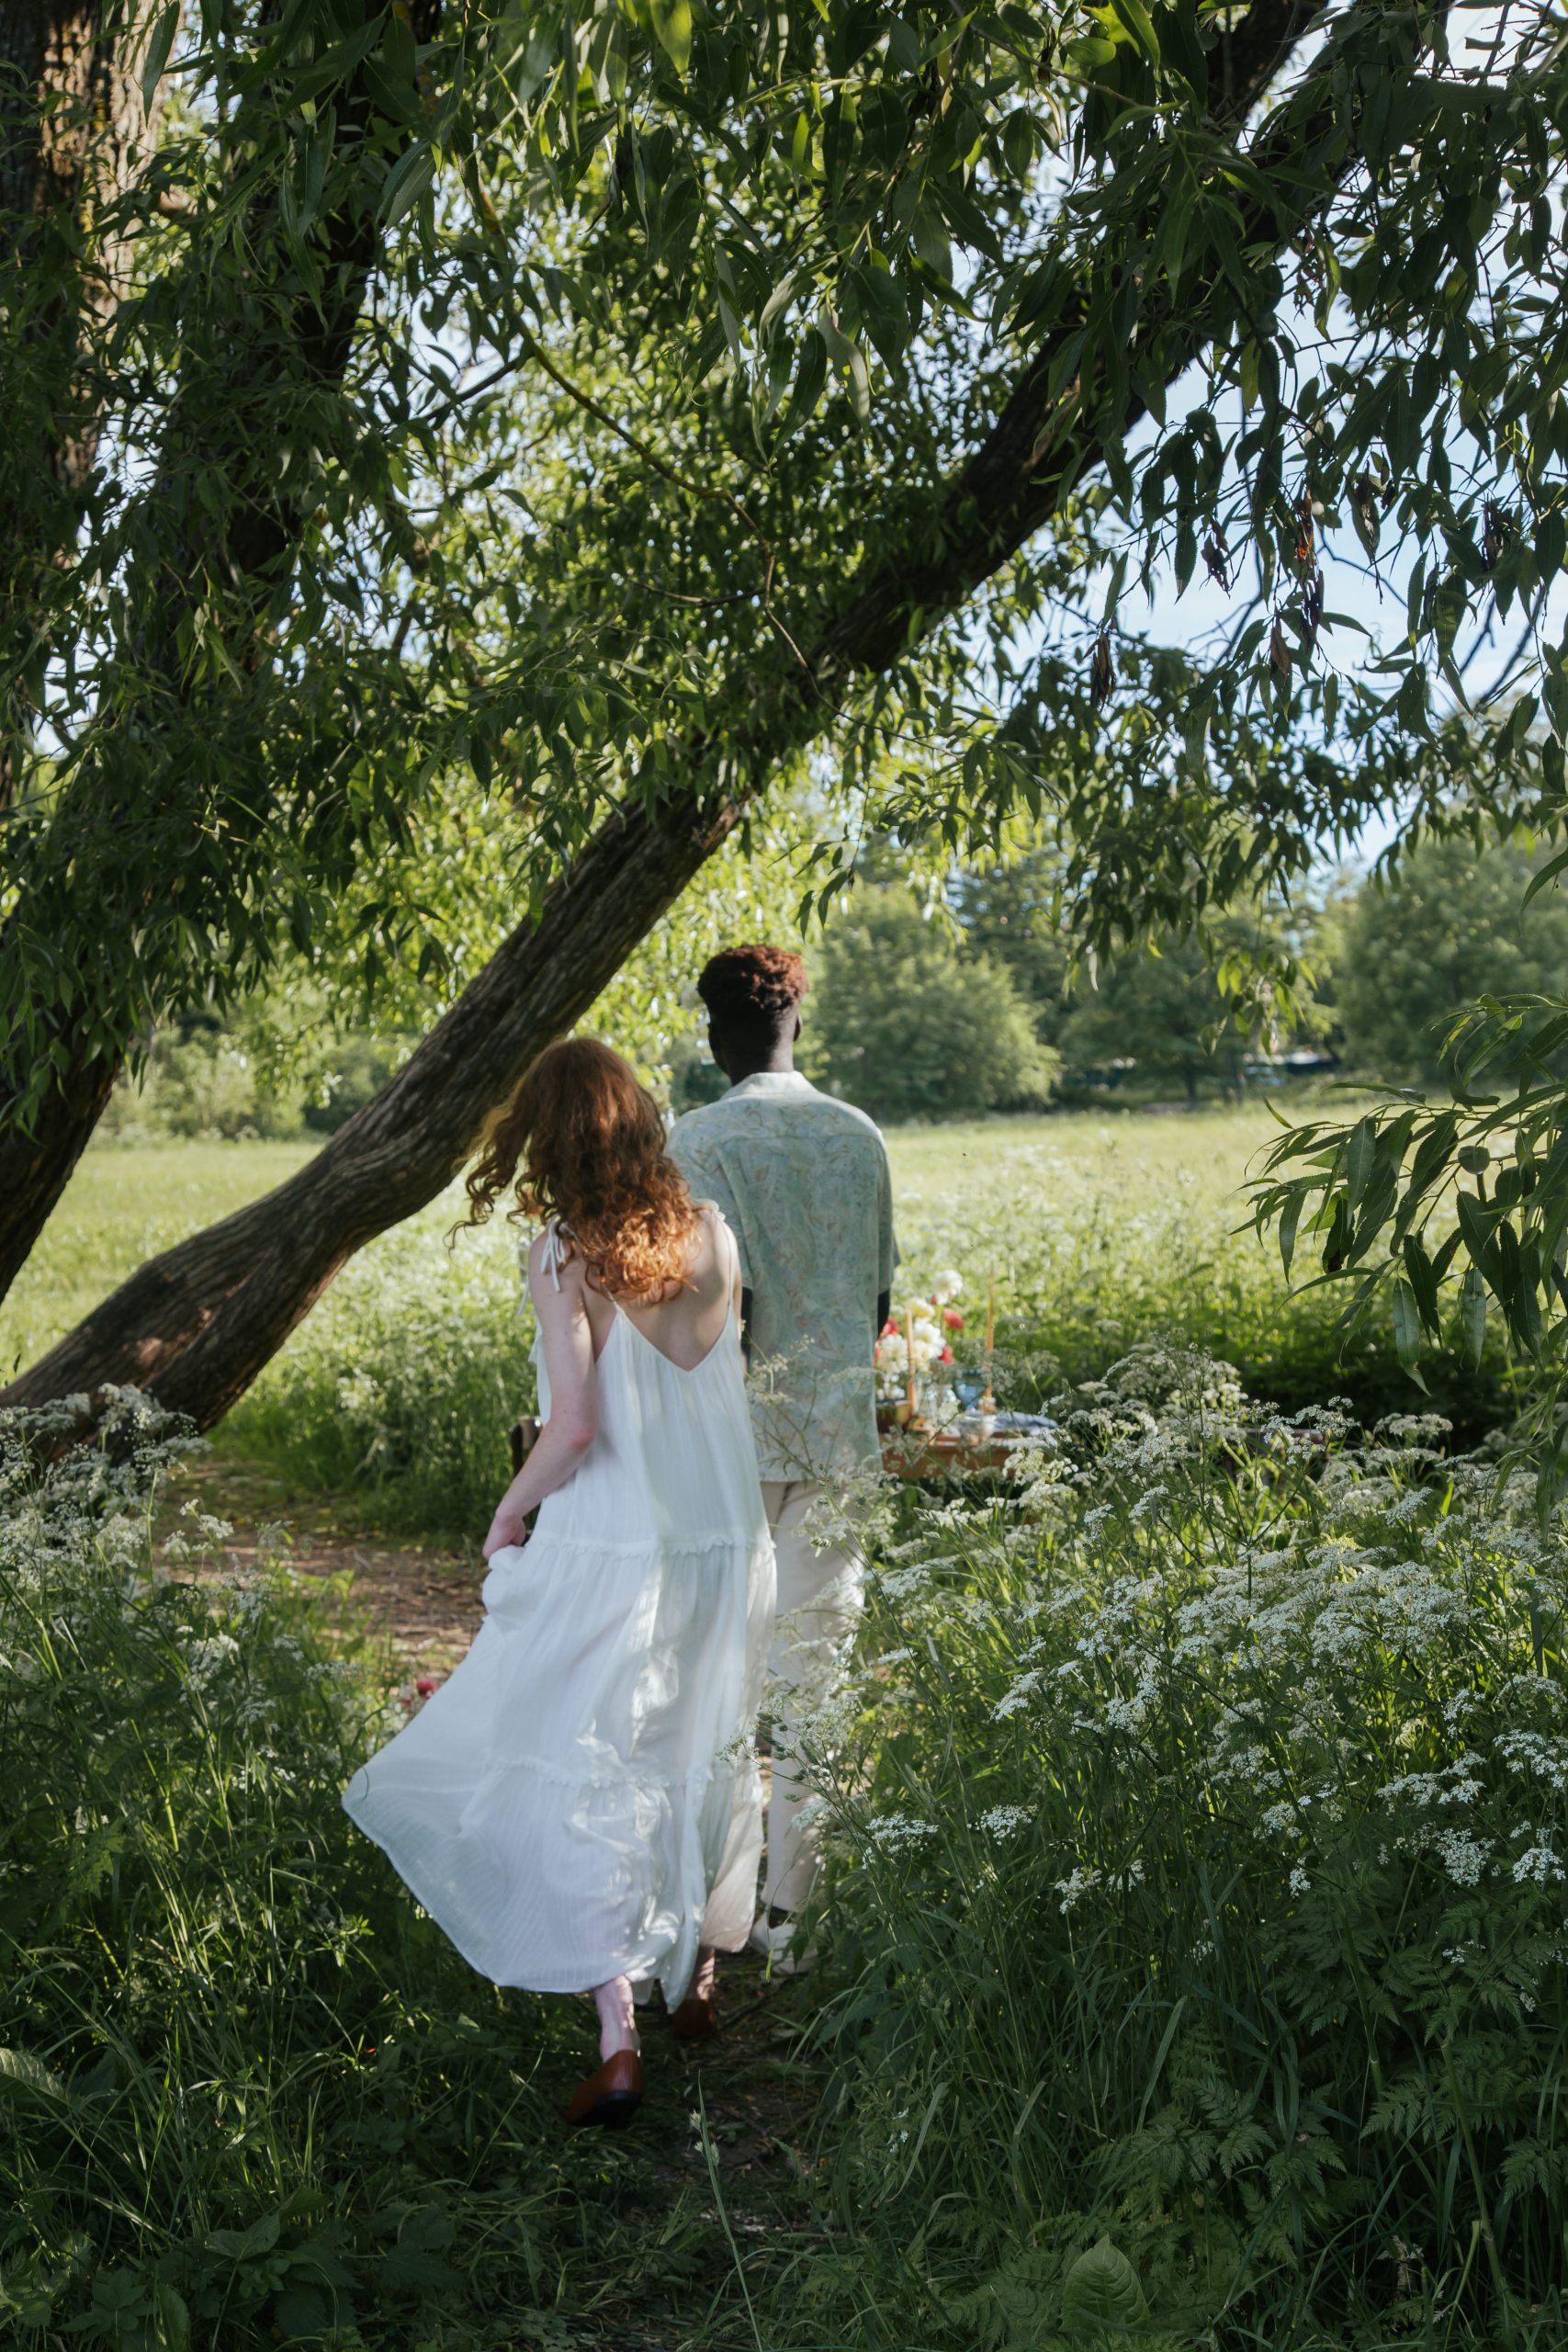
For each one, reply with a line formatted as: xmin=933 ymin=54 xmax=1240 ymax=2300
xmin=696 ymin=944 xmax=809 ymax=1034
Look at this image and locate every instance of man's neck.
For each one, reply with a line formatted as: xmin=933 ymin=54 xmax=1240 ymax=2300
xmin=728 ymin=1046 xmax=795 ymax=1082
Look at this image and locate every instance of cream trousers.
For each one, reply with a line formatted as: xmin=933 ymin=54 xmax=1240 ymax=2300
xmin=760 ymin=1478 xmax=864 ymax=1917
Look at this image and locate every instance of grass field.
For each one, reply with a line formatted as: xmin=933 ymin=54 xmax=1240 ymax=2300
xmin=1 ymin=1103 xmax=1501 ymax=1542
xmin=4 ymin=1112 xmax=1560 ymax=2350
xmin=0 ymin=1138 xmax=316 ymax=1378
xmin=0 ymin=1107 xmax=1289 ymax=1372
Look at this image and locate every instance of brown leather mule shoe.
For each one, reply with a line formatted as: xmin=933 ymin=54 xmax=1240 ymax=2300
xmin=564 ymin=2048 xmax=643 ymax=2129
xmin=669 ymin=1993 xmax=717 ymax=2042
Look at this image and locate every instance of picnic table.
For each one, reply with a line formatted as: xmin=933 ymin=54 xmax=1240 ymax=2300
xmin=880 ymin=1427 xmax=1016 ymax=1480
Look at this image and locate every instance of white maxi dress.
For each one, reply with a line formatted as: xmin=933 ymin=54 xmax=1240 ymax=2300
xmin=343 ymin=1215 xmax=775 ymax=2008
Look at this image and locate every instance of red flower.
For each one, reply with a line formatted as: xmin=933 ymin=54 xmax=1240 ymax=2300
xmin=943 ymin=1309 xmax=964 ymax=1330
xmin=414 ymin=1674 xmax=439 ymax=1698
xmin=881 ymin=1317 xmax=899 ymax=1336
xmin=940 ymin=1345 xmax=955 ymax=1364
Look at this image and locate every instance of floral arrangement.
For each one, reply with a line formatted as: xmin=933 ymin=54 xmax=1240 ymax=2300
xmin=874 ymin=1269 xmax=964 ymax=1402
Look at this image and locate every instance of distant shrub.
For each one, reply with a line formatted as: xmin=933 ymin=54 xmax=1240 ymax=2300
xmin=805 ymin=889 xmax=1060 ymax=1123
xmin=100 ymin=1026 xmax=304 ymax=1143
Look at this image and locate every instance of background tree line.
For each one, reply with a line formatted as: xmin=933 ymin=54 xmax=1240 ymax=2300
xmin=99 ymin=828 xmax=1568 ymax=1136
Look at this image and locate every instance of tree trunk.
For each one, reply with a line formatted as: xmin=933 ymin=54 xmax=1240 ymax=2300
xmin=0 ymin=0 xmax=442 ymax=1300
xmin=4 ymin=792 xmax=743 ymax=1423
xmin=0 ymin=0 xmax=164 ymax=1255
xmin=3 ymin=0 xmax=1336 ymax=1423
xmin=0 ymin=0 xmax=163 ymax=809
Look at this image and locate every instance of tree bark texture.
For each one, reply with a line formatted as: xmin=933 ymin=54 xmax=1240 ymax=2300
xmin=5 ymin=792 xmax=742 ymax=1425
xmin=3 ymin=0 xmax=1334 ymax=1427
xmin=0 ymin=0 xmax=162 ymax=809
xmin=0 ymin=0 xmax=443 ymax=1303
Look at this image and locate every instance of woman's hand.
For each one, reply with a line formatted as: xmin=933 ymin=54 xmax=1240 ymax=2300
xmin=482 ymin=1500 xmax=530 ymax=1561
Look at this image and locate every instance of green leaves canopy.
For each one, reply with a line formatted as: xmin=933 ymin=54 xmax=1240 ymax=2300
xmin=8 ymin=0 xmax=1568 ymax=1216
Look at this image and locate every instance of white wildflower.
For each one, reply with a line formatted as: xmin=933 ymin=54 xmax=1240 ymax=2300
xmin=1055 ymin=1866 xmax=1100 ymax=1914
xmin=1512 ymin=1843 xmax=1565 ymax=1885
xmin=978 ymin=1804 xmax=1033 ymax=1840
xmin=866 ymin=1813 xmax=938 ymax=1851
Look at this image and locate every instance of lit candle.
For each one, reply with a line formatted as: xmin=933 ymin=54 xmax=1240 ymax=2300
xmin=905 ymin=1308 xmax=918 ymax=1416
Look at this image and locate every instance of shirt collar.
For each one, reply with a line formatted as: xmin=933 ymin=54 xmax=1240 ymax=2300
xmin=727 ymin=1071 xmax=818 ymax=1098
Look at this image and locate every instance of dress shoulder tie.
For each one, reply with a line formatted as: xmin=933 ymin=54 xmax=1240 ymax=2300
xmin=539 ymin=1221 xmax=569 ymax=1291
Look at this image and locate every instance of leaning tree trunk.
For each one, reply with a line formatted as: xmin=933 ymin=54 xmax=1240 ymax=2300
xmin=3 ymin=792 xmax=745 ymax=1424
xmin=0 ymin=0 xmax=443 ymax=1302
xmin=2 ymin=0 xmax=1335 ymax=1425
xmin=0 ymin=0 xmax=1322 ymax=1315
xmin=0 ymin=2 xmax=164 ymax=1243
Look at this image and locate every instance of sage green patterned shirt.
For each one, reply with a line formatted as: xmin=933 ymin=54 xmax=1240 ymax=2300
xmin=669 ymin=1072 xmax=898 ymax=1480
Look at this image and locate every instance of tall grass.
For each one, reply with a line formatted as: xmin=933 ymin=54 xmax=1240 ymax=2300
xmin=0 ymin=1116 xmax=1510 ymax=1545
xmin=0 ymin=1395 xmax=720 ymax=2349
xmin=789 ymin=1351 xmax=1568 ymax=2348
xmin=224 ymin=1111 xmax=1507 ymax=1543
xmin=891 ymin=1113 xmax=1510 ymax=1442
xmin=226 ymin=1216 xmax=535 ymax=1540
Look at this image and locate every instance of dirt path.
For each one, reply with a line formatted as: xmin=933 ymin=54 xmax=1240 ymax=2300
xmin=169 ymin=1450 xmax=829 ymax=2350
xmin=171 ymin=1449 xmax=484 ymax=1671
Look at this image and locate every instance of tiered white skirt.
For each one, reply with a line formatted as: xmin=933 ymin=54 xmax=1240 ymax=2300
xmin=343 ymin=1524 xmax=773 ymax=2008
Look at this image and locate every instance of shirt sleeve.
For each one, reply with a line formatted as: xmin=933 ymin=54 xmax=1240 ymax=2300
xmin=876 ymin=1138 xmax=899 ymax=1291
xmin=668 ymin=1121 xmax=751 ymax=1286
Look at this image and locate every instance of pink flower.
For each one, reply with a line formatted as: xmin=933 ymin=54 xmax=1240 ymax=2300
xmin=943 ymin=1309 xmax=964 ymax=1330
xmin=940 ymin=1345 xmax=955 ymax=1364
xmin=414 ymin=1675 xmax=439 ymax=1698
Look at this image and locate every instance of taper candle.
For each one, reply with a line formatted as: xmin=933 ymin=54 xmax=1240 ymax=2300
xmin=986 ymin=1272 xmax=996 ymax=1356
xmin=905 ymin=1308 xmax=918 ymax=1415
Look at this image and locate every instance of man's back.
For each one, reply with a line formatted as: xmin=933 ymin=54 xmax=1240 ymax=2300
xmin=668 ymin=1072 xmax=897 ymax=1480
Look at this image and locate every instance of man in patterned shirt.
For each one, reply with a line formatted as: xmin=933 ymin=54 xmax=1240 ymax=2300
xmin=668 ymin=944 xmax=897 ymax=1968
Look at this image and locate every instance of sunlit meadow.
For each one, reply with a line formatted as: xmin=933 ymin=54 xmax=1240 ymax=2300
xmin=0 ymin=1110 xmax=1505 ymax=1543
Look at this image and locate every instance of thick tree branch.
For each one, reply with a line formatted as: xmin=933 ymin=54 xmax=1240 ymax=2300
xmin=1 ymin=0 xmax=1345 ymax=1426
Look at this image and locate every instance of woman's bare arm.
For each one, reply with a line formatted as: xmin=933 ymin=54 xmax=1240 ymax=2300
xmin=481 ymin=1239 xmax=599 ymax=1558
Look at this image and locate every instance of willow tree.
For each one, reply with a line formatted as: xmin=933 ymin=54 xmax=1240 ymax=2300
xmin=6 ymin=0 xmax=1567 ymax=1426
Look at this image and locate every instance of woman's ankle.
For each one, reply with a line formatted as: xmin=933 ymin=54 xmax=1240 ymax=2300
xmin=594 ymin=1974 xmax=638 ymax=2062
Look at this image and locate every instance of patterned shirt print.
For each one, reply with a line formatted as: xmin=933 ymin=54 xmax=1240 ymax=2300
xmin=668 ymin=1072 xmax=898 ymax=1479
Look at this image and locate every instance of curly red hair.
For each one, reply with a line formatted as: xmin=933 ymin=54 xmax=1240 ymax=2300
xmin=463 ymin=1038 xmax=699 ymax=1298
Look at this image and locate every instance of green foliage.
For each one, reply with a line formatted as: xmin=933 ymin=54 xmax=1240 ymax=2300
xmin=227 ymin=1218 xmax=534 ymax=1542
xmin=952 ymin=851 xmax=1076 ymax=1045
xmin=14 ymin=0 xmax=1568 ymax=1181
xmin=803 ymin=887 xmax=1061 ymax=1123
xmin=1252 ymin=991 xmax=1568 ymax=1505
xmin=0 ymin=1394 xmax=608 ymax=2347
xmin=795 ymin=1353 xmax=1568 ymax=2347
xmin=1056 ymin=929 xmax=1258 ymax=1102
xmin=1337 ymin=836 xmax=1568 ymax=1088
xmin=98 ymin=1024 xmax=302 ymax=1144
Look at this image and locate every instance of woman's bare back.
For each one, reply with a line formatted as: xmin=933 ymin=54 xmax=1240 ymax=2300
xmin=578 ymin=1203 xmax=739 ymax=1370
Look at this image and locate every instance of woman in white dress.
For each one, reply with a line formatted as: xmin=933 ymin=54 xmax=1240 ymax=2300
xmin=343 ymin=1038 xmax=775 ymax=2128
